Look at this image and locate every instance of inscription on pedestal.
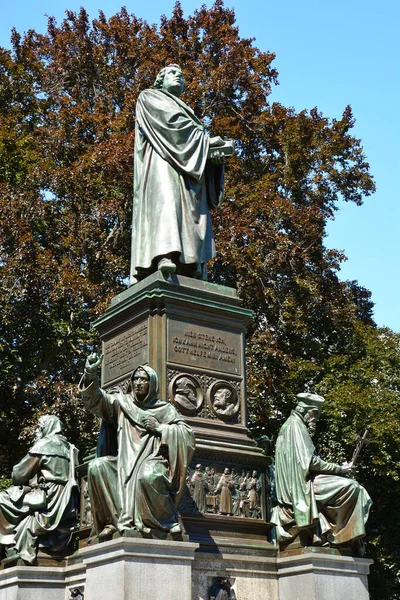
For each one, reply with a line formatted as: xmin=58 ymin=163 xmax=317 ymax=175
xmin=103 ymin=322 xmax=148 ymax=384
xmin=168 ymin=321 xmax=241 ymax=375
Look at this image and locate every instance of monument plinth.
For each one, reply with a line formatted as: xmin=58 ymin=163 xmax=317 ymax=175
xmin=92 ymin=272 xmax=271 ymax=548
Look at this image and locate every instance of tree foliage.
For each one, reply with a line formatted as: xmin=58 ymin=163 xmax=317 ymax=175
xmin=0 ymin=2 xmax=398 ymax=596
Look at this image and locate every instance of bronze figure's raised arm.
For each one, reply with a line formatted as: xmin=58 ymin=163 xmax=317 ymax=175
xmin=130 ymin=64 xmax=234 ymax=284
xmin=79 ymin=353 xmax=195 ymax=537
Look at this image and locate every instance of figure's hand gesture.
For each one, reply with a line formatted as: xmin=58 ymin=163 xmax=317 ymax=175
xmin=210 ymin=149 xmax=225 ymax=164
xmin=142 ymin=415 xmax=162 ymax=435
xmin=340 ymin=461 xmax=354 ymax=476
xmin=84 ymin=352 xmax=102 ymax=382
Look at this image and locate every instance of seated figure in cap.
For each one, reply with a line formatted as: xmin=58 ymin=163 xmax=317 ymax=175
xmin=271 ymin=392 xmax=372 ymax=556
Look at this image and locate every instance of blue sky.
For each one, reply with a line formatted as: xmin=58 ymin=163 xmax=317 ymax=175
xmin=2 ymin=0 xmax=399 ymax=330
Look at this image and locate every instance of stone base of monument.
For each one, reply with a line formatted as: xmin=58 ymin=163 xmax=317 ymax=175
xmin=90 ymin=273 xmax=271 ymax=546
xmin=0 ymin=539 xmax=373 ymax=600
xmin=277 ymin=547 xmax=373 ymax=600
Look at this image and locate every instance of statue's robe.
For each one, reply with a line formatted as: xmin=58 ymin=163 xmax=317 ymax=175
xmin=0 ymin=417 xmax=77 ymax=563
xmin=191 ymin=471 xmax=208 ymax=512
xmin=271 ymin=411 xmax=372 ymax=545
xmin=215 ymin=474 xmax=234 ymax=515
xmin=79 ymin=366 xmax=195 ymax=534
xmin=130 ymin=88 xmax=224 ymax=283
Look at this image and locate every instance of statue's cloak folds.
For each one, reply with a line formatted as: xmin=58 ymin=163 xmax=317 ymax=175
xmin=130 ymin=88 xmax=223 ymax=281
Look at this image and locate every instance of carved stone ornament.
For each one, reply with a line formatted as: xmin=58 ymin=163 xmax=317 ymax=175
xmin=69 ymin=589 xmax=84 ymax=600
xmin=209 ymin=577 xmax=236 ymax=600
xmin=207 ymin=381 xmax=239 ymax=420
xmin=181 ymin=464 xmax=263 ymax=519
xmin=169 ymin=373 xmax=204 ymax=415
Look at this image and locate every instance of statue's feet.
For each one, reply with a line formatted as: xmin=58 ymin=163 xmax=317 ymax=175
xmin=157 ymin=257 xmax=176 ymax=275
xmin=193 ymin=263 xmax=205 ymax=280
xmin=98 ymin=525 xmax=117 ymax=539
xmin=169 ymin=524 xmax=182 ymax=534
xmin=131 ymin=525 xmax=152 ymax=535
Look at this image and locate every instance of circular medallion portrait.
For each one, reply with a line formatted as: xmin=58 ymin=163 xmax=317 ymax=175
xmin=207 ymin=381 xmax=239 ymax=420
xmin=169 ymin=373 xmax=203 ymax=415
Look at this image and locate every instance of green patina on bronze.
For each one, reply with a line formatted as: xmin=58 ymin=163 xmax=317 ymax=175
xmin=0 ymin=416 xmax=78 ymax=564
xmin=79 ymin=355 xmax=195 ymax=537
xmin=271 ymin=393 xmax=372 ymax=556
xmin=130 ymin=64 xmax=233 ymax=285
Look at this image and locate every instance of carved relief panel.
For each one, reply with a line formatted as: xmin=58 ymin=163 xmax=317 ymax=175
xmin=167 ymin=369 xmax=242 ymax=423
xmin=180 ymin=462 xmax=265 ymax=520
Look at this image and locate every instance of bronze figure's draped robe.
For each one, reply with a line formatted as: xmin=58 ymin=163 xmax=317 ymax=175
xmin=79 ymin=366 xmax=195 ymax=534
xmin=191 ymin=468 xmax=208 ymax=512
xmin=271 ymin=410 xmax=372 ymax=548
xmin=130 ymin=88 xmax=224 ymax=283
xmin=0 ymin=416 xmax=78 ymax=564
xmin=215 ymin=472 xmax=234 ymax=515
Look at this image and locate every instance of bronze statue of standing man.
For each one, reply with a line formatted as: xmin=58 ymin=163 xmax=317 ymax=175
xmin=130 ymin=64 xmax=232 ymax=284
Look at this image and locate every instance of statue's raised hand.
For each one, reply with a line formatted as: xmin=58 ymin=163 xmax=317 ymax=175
xmin=84 ymin=352 xmax=103 ymax=383
xmin=210 ymin=149 xmax=225 ymax=164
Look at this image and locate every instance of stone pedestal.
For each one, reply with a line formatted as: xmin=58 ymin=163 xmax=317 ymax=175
xmin=0 ymin=542 xmax=373 ymax=600
xmin=0 ymin=566 xmax=70 ymax=600
xmin=94 ymin=272 xmax=252 ymax=402
xmin=77 ymin=537 xmax=198 ymax=600
xmin=0 ymin=538 xmax=197 ymax=600
xmin=92 ymin=273 xmax=271 ymax=546
xmin=277 ymin=549 xmax=373 ymax=600
xmin=192 ymin=545 xmax=278 ymax=600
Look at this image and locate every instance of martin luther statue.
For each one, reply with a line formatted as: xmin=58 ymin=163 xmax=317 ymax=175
xmin=130 ymin=64 xmax=232 ymax=284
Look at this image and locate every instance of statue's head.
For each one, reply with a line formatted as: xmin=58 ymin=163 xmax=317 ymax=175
xmin=154 ymin=64 xmax=185 ymax=97
xmin=131 ymin=365 xmax=159 ymax=405
xmin=176 ymin=376 xmax=196 ymax=402
xmin=214 ymin=387 xmax=232 ymax=409
xmin=132 ymin=367 xmax=150 ymax=402
xmin=295 ymin=392 xmax=325 ymax=436
xmin=35 ymin=415 xmax=63 ymax=440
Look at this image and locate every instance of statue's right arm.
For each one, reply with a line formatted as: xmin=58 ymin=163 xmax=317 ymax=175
xmin=78 ymin=353 xmax=118 ymax=424
xmin=309 ymin=455 xmax=343 ymax=475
